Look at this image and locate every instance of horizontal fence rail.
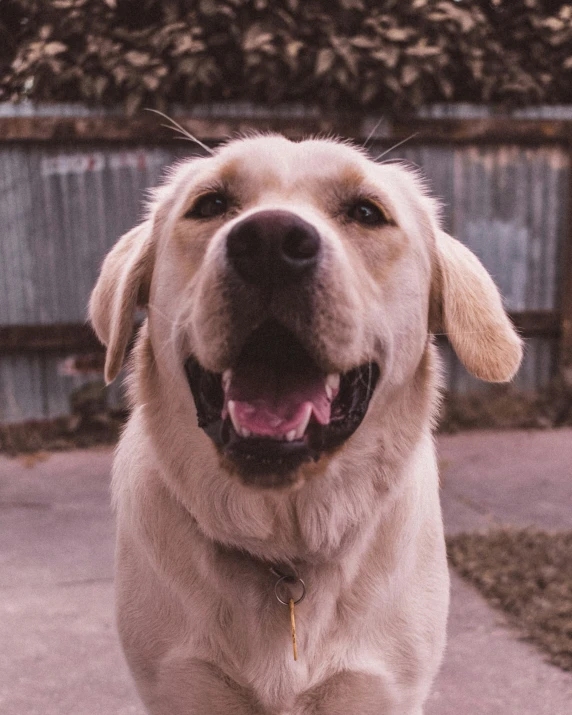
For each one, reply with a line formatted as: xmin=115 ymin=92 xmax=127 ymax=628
xmin=0 ymin=310 xmax=561 ymax=355
xmin=0 ymin=116 xmax=571 ymax=146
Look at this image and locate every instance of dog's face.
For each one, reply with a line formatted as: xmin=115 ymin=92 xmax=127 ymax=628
xmin=152 ymin=137 xmax=434 ymax=485
xmin=90 ymin=135 xmax=522 ymax=490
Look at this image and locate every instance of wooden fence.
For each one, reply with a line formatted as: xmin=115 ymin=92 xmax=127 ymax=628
xmin=0 ymin=110 xmax=571 ymax=422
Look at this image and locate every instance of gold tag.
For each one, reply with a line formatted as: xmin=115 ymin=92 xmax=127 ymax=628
xmin=289 ymin=598 xmax=298 ymax=661
xmin=272 ymin=571 xmax=305 ymax=662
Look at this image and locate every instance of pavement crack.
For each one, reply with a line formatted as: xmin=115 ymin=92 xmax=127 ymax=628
xmin=449 ymin=490 xmax=498 ymax=518
xmin=56 ymin=577 xmax=114 ymax=587
xmin=0 ymin=501 xmax=51 ymax=510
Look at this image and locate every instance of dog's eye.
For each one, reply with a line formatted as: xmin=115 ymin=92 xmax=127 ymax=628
xmin=186 ymin=192 xmax=229 ymax=219
xmin=347 ymin=200 xmax=390 ymax=227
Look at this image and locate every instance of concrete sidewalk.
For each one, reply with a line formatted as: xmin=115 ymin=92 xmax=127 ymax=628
xmin=428 ymin=430 xmax=572 ymax=714
xmin=1 ymin=429 xmax=571 ymax=714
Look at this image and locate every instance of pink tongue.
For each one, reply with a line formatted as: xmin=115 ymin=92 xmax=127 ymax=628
xmin=223 ymin=361 xmax=332 ymax=438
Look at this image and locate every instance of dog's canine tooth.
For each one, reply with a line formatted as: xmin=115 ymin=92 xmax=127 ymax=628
xmin=326 ymin=373 xmax=340 ymax=391
xmin=227 ymin=400 xmax=241 ymax=434
xmin=294 ymin=404 xmax=312 ymax=440
xmin=222 ymin=369 xmax=233 ymax=391
xmin=241 ymin=427 xmax=251 ymax=438
xmin=286 ymin=429 xmax=296 ymax=442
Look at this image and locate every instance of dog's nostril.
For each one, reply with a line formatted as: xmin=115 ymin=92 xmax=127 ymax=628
xmin=226 ymin=210 xmax=321 ymax=288
xmin=282 ymin=227 xmax=320 ymax=262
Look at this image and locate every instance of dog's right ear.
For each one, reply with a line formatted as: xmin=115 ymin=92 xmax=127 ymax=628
xmin=89 ymin=220 xmax=155 ymax=384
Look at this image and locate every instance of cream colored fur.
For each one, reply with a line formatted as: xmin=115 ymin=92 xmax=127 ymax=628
xmin=89 ymin=135 xmax=522 ymax=714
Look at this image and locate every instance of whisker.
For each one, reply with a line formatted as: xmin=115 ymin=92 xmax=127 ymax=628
xmin=374 ymin=132 xmax=419 ymax=162
xmin=145 ymin=108 xmax=215 ymax=156
xmin=431 ymin=330 xmax=517 ymax=337
xmin=362 ymin=118 xmax=383 ymax=150
xmin=147 ymin=302 xmax=184 ymax=328
xmin=145 ymin=303 xmax=192 ymax=362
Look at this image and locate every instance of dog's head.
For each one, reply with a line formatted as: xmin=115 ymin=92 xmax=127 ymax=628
xmin=90 ymin=135 xmax=522 ymax=490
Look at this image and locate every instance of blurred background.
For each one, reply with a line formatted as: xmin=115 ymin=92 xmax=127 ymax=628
xmin=1 ymin=2 xmax=572 ymax=713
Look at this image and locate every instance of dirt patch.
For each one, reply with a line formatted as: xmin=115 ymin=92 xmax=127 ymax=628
xmin=0 ymin=381 xmax=128 ymax=456
xmin=448 ymin=529 xmax=572 ymax=672
xmin=0 ymin=412 xmax=126 ymax=456
xmin=439 ymin=381 xmax=572 ymax=433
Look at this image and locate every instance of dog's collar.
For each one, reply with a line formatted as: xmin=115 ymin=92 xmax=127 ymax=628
xmin=270 ymin=565 xmax=306 ymax=606
xmin=211 ymin=539 xmax=308 ymax=602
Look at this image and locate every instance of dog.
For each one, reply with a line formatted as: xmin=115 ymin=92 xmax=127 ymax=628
xmin=89 ymin=134 xmax=522 ymax=714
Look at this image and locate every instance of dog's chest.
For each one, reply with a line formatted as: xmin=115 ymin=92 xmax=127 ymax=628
xmin=209 ymin=591 xmax=318 ymax=701
xmin=200 ymin=580 xmax=377 ymax=710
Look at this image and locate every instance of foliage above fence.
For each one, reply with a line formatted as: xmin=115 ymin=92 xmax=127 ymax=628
xmin=1 ymin=0 xmax=572 ymax=114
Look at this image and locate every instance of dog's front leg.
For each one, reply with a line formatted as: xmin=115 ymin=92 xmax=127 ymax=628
xmin=292 ymin=670 xmax=423 ymax=715
xmin=136 ymin=658 xmax=268 ymax=715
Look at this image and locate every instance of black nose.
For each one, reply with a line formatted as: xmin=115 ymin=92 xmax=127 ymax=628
xmin=226 ymin=210 xmax=321 ymax=288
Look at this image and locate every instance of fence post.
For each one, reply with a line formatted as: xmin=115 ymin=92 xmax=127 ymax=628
xmin=560 ymin=130 xmax=572 ymax=386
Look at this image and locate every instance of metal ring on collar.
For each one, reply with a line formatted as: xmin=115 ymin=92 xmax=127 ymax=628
xmin=274 ymin=575 xmax=306 ymax=606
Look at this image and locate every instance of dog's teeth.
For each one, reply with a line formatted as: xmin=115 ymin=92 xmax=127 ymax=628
xmin=227 ymin=400 xmax=241 ymax=434
xmin=227 ymin=401 xmax=251 ymax=438
xmin=286 ymin=429 xmax=296 ymax=442
xmin=222 ymin=369 xmax=233 ymax=391
xmin=326 ymin=373 xmax=340 ymax=391
xmin=325 ymin=373 xmax=340 ymax=401
xmin=294 ymin=404 xmax=312 ymax=440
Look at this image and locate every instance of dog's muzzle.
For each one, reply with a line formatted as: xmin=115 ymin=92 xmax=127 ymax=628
xmin=185 ymin=321 xmax=379 ymax=488
xmin=184 ymin=210 xmax=379 ymax=487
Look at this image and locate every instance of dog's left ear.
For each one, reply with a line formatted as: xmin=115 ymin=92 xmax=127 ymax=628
xmin=89 ymin=220 xmax=155 ymax=384
xmin=430 ymin=230 xmax=523 ymax=382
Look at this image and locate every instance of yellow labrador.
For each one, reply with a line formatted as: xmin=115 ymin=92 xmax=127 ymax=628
xmin=90 ymin=135 xmax=522 ymax=714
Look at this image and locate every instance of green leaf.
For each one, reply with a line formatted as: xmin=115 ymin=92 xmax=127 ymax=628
xmin=125 ymin=51 xmax=152 ymax=67
xmin=401 ymin=64 xmax=419 ymax=86
xmin=315 ymin=48 xmax=335 ymax=77
xmin=242 ymin=26 xmax=274 ymax=52
xmin=384 ymin=28 xmax=413 ymax=42
xmin=43 ymin=42 xmax=68 ymax=57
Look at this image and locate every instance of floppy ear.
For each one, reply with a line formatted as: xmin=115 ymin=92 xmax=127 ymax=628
xmin=89 ymin=221 xmax=154 ymax=384
xmin=430 ymin=231 xmax=523 ymax=382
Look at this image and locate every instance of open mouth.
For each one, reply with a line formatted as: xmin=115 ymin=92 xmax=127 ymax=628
xmin=185 ymin=321 xmax=379 ymax=486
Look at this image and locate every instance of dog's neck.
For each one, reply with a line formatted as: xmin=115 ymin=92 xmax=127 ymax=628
xmin=212 ymin=540 xmax=308 ymax=588
xmin=205 ymin=528 xmax=356 ymax=608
